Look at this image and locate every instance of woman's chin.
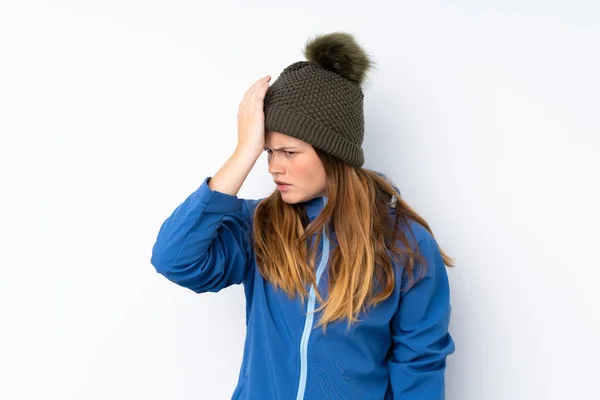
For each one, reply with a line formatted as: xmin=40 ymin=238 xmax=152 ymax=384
xmin=279 ymin=191 xmax=301 ymax=205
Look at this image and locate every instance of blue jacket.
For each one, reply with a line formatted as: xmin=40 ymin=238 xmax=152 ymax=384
xmin=151 ymin=176 xmax=455 ymax=399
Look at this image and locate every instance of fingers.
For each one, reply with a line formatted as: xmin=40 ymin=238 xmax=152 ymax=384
xmin=236 ymin=76 xmax=270 ymax=153
xmin=255 ymin=75 xmax=271 ymax=100
xmin=240 ymin=75 xmax=271 ymax=108
xmin=248 ymin=75 xmax=271 ymax=95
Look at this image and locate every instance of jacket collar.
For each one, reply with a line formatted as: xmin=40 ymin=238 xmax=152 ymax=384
xmin=302 ymin=195 xmax=328 ymax=221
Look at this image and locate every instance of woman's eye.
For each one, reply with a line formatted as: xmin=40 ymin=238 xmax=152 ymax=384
xmin=285 ymin=151 xmax=295 ymax=156
xmin=264 ymin=148 xmax=272 ymax=154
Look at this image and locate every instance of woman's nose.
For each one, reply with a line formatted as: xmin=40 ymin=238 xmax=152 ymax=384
xmin=267 ymin=152 xmax=285 ymax=174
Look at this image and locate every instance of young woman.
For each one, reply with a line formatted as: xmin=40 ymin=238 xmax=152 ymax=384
xmin=151 ymin=31 xmax=455 ymax=400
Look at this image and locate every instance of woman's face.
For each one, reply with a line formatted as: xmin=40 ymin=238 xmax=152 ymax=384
xmin=264 ymin=131 xmax=328 ymax=204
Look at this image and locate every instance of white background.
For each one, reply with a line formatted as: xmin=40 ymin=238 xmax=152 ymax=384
xmin=1 ymin=1 xmax=599 ymax=399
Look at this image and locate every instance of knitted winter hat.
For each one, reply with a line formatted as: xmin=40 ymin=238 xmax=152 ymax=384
xmin=263 ymin=32 xmax=373 ymax=168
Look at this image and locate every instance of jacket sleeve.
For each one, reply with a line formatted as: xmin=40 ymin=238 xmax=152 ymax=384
xmin=150 ymin=177 xmax=256 ymax=293
xmin=388 ymin=233 xmax=455 ymax=399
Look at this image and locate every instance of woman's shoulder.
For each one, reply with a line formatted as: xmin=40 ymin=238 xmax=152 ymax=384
xmin=242 ymin=197 xmax=264 ymax=211
xmin=394 ymin=217 xmax=439 ymax=255
xmin=407 ymin=219 xmax=436 ymax=244
xmin=241 ymin=197 xmax=267 ymax=223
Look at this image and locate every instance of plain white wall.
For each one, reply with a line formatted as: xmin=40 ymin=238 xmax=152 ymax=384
xmin=1 ymin=1 xmax=599 ymax=399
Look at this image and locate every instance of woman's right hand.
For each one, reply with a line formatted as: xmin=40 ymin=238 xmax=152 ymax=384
xmin=236 ymin=75 xmax=271 ymax=157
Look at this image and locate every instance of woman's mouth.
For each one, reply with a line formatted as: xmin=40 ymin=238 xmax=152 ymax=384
xmin=276 ymin=182 xmax=291 ymax=191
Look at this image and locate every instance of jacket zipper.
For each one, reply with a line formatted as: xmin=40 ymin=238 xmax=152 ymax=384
xmin=295 ymin=209 xmax=330 ymax=400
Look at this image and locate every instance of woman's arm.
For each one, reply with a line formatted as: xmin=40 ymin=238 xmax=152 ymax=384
xmin=150 ymin=171 xmax=260 ymax=293
xmin=150 ymin=74 xmax=271 ymax=293
xmin=388 ymin=232 xmax=455 ymax=399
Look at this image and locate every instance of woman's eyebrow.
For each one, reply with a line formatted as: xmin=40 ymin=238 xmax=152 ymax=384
xmin=265 ymin=146 xmax=299 ymax=151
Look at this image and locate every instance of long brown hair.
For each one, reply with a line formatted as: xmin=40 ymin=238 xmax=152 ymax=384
xmin=252 ymin=147 xmax=454 ymax=330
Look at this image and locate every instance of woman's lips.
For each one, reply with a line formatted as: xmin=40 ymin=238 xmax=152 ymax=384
xmin=276 ymin=183 xmax=291 ymax=191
